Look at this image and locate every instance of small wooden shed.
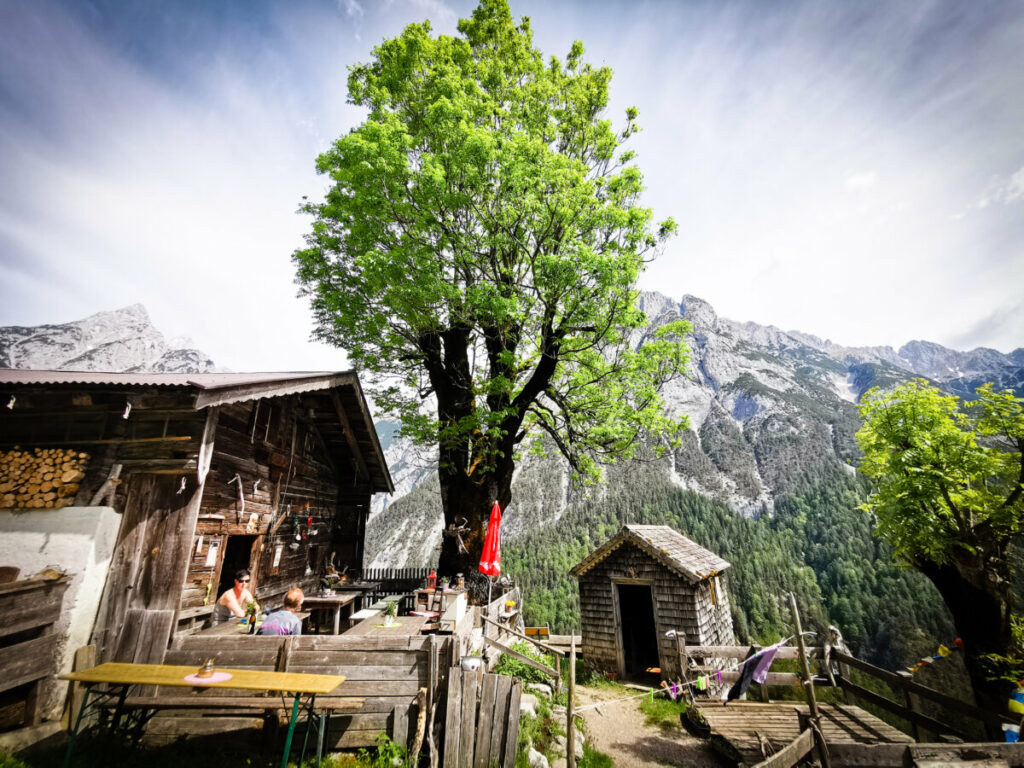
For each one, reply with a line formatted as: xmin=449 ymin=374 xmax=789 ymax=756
xmin=570 ymin=524 xmax=734 ymax=681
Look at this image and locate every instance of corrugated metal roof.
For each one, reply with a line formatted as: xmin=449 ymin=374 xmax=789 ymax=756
xmin=570 ymin=524 xmax=731 ymax=583
xmin=0 ymin=370 xmax=338 ymax=389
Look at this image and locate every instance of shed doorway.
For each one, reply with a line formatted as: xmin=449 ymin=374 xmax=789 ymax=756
xmin=217 ymin=535 xmax=257 ymax=598
xmin=616 ymin=583 xmax=660 ymax=680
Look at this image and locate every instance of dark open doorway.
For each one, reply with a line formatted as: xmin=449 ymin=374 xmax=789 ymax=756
xmin=617 ymin=583 xmax=660 ymax=682
xmin=217 ymin=535 xmax=257 ymax=598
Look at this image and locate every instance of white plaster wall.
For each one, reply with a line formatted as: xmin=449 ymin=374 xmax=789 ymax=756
xmin=0 ymin=506 xmax=121 ymax=720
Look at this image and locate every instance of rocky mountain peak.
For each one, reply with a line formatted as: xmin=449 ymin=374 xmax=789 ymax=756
xmin=0 ymin=305 xmax=218 ymax=373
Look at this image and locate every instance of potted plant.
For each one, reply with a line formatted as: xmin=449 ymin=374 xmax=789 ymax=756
xmin=383 ymin=600 xmax=398 ymax=627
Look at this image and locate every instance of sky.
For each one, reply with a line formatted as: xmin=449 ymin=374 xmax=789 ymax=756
xmin=1 ymin=0 xmax=1022 ymax=372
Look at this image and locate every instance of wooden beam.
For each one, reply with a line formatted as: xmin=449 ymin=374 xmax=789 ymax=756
xmin=483 ymin=635 xmax=558 ymax=679
xmin=480 ymin=615 xmax=563 ymax=657
xmin=331 ymin=392 xmax=370 ymax=483
xmin=749 ymin=727 xmax=813 ymax=768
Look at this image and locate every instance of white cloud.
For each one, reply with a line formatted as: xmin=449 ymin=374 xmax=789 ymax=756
xmin=341 ymin=0 xmax=364 ymax=18
xmin=845 ymin=171 xmax=877 ymax=191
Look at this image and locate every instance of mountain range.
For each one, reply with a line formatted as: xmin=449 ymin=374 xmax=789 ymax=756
xmin=2 ymin=299 xmax=1020 ymax=569
xmin=363 ymin=291 xmax=1023 ymax=567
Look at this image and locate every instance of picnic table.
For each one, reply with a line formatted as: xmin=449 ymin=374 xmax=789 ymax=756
xmin=302 ymin=591 xmax=360 ymax=635
xmin=341 ymin=614 xmax=429 ymax=638
xmin=61 ymin=662 xmax=345 ymax=768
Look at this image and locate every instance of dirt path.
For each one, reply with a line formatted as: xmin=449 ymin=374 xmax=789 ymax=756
xmin=574 ymin=685 xmax=730 ymax=768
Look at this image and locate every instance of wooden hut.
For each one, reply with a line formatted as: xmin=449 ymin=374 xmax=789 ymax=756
xmin=0 ymin=371 xmax=393 ymax=674
xmin=570 ymin=524 xmax=733 ymax=681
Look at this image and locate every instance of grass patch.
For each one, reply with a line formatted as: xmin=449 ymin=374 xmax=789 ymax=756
xmin=639 ymin=693 xmax=688 ymax=727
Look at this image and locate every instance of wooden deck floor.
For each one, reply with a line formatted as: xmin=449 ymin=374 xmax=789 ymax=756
xmin=698 ymin=700 xmax=913 ymax=765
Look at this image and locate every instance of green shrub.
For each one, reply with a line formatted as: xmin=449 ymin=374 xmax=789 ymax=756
xmin=0 ymin=754 xmax=32 ymax=768
xmin=355 ymin=734 xmax=409 ymax=768
xmin=493 ymin=642 xmax=556 ymax=686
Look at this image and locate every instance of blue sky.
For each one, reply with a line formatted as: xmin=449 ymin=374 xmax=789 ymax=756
xmin=1 ymin=0 xmax=1022 ymax=370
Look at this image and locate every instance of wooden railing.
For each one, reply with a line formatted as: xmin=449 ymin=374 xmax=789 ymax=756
xmin=829 ymin=650 xmax=1014 ymax=742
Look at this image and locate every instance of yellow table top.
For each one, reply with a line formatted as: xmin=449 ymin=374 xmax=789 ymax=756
xmin=62 ymin=663 xmax=344 ymax=695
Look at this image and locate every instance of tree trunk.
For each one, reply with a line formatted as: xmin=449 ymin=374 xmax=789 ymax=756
xmin=916 ymin=558 xmax=1013 ymax=735
xmin=437 ymin=449 xmax=515 ymax=587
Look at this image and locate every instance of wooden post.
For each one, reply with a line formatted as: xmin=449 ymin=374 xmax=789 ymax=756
xmin=567 ymin=636 xmax=577 ymax=768
xmin=789 ymin=593 xmax=829 ymax=768
xmin=896 ymin=670 xmax=923 ymax=742
xmin=67 ymin=645 xmax=96 ymax=730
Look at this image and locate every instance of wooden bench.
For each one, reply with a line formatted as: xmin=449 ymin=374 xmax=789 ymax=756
xmin=349 ymin=608 xmax=382 ymax=625
xmin=137 ymin=633 xmax=453 ymax=750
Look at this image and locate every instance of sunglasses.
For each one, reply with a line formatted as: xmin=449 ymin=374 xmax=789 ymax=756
xmin=237 ymin=578 xmax=250 ymax=583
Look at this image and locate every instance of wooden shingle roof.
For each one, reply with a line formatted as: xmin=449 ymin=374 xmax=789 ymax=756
xmin=570 ymin=524 xmax=731 ymax=583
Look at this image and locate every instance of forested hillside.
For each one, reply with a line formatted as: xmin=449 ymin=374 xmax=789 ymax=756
xmin=504 ymin=457 xmax=955 ymax=672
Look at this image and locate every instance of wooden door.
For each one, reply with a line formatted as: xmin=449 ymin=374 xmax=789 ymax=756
xmin=91 ymin=474 xmax=205 ymax=663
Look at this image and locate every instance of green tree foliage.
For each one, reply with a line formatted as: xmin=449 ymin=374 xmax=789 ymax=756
xmin=856 ymin=380 xmax=1024 ymax=716
xmin=293 ymin=0 xmax=689 ymax=575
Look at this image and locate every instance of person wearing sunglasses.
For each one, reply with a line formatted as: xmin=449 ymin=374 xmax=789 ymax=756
xmin=211 ymin=568 xmax=258 ymax=626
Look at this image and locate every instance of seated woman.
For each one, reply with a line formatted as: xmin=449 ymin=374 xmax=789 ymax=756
xmin=211 ymin=568 xmax=257 ymax=626
xmin=257 ymin=588 xmax=304 ymax=636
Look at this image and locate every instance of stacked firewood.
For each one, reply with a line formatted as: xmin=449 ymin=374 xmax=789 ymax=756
xmin=0 ymin=448 xmax=89 ymax=509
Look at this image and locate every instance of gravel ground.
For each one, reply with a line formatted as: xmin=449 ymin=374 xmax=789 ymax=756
xmin=574 ymin=685 xmax=732 ymax=768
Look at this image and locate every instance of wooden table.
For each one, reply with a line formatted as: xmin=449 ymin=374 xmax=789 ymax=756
xmin=61 ymin=662 xmax=345 ymax=768
xmin=341 ymin=614 xmax=429 ymax=638
xmin=303 ymin=592 xmax=360 ymax=635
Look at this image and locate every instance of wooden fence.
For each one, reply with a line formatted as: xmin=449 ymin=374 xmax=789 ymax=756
xmin=358 ymin=567 xmax=430 ymax=600
xmin=830 ymin=650 xmax=1014 ymax=742
xmin=442 ymin=667 xmax=521 ymax=768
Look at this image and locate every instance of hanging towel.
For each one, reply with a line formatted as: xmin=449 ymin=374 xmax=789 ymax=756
xmin=752 ymin=640 xmax=787 ymax=684
xmin=726 ymin=641 xmax=788 ymax=703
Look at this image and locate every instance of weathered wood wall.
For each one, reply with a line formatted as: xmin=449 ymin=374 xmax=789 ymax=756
xmin=180 ymin=396 xmax=366 ymax=619
xmin=578 ymin=543 xmax=734 ymax=680
xmin=0 ymin=383 xmax=382 ymax=666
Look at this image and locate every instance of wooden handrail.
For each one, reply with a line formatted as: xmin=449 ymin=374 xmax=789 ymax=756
xmin=831 ymin=650 xmax=1014 ymax=728
xmin=482 ymin=635 xmax=558 ymax=679
xmin=684 ymin=645 xmax=823 ymax=659
xmin=480 ymin=615 xmax=562 ymax=657
xmin=835 ymin=678 xmax=972 ymax=742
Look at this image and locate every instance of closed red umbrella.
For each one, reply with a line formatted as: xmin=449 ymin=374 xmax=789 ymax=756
xmin=478 ymin=501 xmax=502 ymax=577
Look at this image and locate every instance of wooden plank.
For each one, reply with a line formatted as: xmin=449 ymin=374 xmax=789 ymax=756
xmin=489 ymin=674 xmax=512 ymax=768
xmin=0 ymin=634 xmax=60 ymax=694
xmin=459 ymin=667 xmax=479 ymax=768
xmin=750 ymin=728 xmax=814 ymax=768
xmin=444 ymin=667 xmax=463 ymax=768
xmin=503 ymin=679 xmax=521 ymax=768
xmin=69 ymin=645 xmax=97 ymax=729
xmin=483 ymin=635 xmax=557 ymax=678
xmin=393 ymin=704 xmax=410 ymax=749
xmin=0 ymin=579 xmax=68 ymax=638
xmin=474 ymin=673 xmax=498 ymax=768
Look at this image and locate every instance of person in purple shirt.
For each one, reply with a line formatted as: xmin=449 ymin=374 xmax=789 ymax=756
xmin=257 ymin=588 xmax=304 ymax=636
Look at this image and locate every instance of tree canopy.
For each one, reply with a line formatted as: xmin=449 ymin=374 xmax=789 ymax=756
xmin=856 ymin=379 xmax=1024 ymax=715
xmin=293 ymin=0 xmax=689 ymax=573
